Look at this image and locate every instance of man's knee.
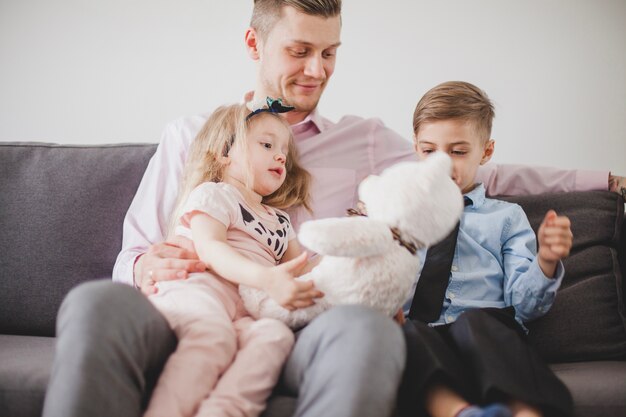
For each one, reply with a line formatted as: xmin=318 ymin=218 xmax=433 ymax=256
xmin=58 ymin=280 xmax=174 ymax=350
xmin=62 ymin=280 xmax=131 ymax=312
xmin=45 ymin=282 xmax=177 ymax=417
xmin=291 ymin=306 xmax=406 ymax=414
xmin=307 ymin=305 xmax=406 ymax=360
xmin=60 ymin=281 xmax=149 ymax=327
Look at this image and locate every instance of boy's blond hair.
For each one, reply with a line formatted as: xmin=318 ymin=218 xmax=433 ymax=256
xmin=250 ymin=0 xmax=342 ymax=40
xmin=168 ymin=104 xmax=311 ymax=237
xmin=413 ymin=81 xmax=495 ymax=142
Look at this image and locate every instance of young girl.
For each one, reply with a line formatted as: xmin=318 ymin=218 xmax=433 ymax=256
xmin=143 ymin=99 xmax=321 ymax=417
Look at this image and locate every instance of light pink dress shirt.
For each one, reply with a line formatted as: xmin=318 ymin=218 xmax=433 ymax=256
xmin=112 ymin=110 xmax=608 ymax=286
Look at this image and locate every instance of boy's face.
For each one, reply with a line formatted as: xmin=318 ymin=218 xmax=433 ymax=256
xmin=246 ymin=6 xmax=341 ymax=117
xmin=414 ymin=119 xmax=494 ymax=194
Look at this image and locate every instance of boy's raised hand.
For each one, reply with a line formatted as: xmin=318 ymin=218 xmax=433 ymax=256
xmin=263 ymin=252 xmax=324 ymax=311
xmin=537 ymin=210 xmax=573 ymax=277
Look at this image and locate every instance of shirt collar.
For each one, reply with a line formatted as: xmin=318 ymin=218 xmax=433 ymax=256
xmin=464 ymin=183 xmax=486 ymax=208
xmin=290 ymin=108 xmax=326 ymax=135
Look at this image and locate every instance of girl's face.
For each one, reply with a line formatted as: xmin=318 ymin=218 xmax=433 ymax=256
xmin=225 ymin=114 xmax=291 ymax=199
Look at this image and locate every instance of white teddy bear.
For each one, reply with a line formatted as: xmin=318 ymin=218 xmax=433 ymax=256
xmin=239 ymin=152 xmax=464 ymax=329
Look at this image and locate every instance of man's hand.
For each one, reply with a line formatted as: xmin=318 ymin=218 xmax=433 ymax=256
xmin=263 ymin=252 xmax=324 ymax=310
xmin=537 ymin=210 xmax=573 ymax=277
xmin=134 ymin=235 xmax=206 ymax=295
xmin=609 ymin=174 xmax=626 ymax=200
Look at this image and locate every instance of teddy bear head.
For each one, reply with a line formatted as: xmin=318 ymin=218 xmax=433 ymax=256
xmin=357 ymin=152 xmax=463 ymax=249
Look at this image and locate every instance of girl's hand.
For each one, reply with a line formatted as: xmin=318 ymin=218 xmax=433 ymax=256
xmin=537 ymin=210 xmax=573 ymax=277
xmin=263 ymin=252 xmax=324 ymax=310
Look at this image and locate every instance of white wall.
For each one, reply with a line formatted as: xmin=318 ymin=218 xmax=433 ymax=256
xmin=1 ymin=0 xmax=625 ymax=173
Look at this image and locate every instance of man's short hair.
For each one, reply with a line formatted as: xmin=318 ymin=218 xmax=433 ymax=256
xmin=251 ymin=0 xmax=342 ymax=40
xmin=413 ymin=81 xmax=495 ymax=142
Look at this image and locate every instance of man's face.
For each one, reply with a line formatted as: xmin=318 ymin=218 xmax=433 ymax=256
xmin=251 ymin=7 xmax=341 ymax=115
xmin=414 ymin=119 xmax=494 ymax=194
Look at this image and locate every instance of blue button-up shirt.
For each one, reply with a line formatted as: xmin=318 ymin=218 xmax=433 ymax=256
xmin=404 ymin=184 xmax=564 ymax=327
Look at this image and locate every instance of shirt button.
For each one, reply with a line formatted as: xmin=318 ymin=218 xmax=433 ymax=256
xmin=448 ymin=292 xmax=456 ymax=299
xmin=446 ymin=315 xmax=453 ymax=322
xmin=451 ymin=265 xmax=459 ymax=272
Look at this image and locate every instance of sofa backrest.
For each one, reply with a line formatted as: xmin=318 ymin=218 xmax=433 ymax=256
xmin=2 ymin=142 xmax=625 ymax=362
xmin=0 ymin=142 xmax=157 ymax=337
xmin=500 ymin=191 xmax=626 ymax=362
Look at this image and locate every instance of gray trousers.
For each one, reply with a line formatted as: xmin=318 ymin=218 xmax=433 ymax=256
xmin=42 ymin=281 xmax=406 ymax=417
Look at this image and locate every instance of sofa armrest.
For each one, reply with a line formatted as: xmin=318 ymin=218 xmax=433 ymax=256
xmin=497 ymin=191 xmax=626 ymax=362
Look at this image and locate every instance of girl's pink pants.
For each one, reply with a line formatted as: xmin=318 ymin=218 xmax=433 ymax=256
xmin=143 ymin=274 xmax=294 ymax=417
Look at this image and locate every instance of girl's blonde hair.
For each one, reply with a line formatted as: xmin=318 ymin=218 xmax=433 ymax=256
xmin=167 ymin=103 xmax=311 ymax=237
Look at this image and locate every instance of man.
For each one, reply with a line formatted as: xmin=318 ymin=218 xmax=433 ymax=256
xmin=42 ymin=2 xmax=622 ymax=417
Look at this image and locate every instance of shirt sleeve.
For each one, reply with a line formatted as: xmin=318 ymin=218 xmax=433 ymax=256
xmin=111 ymin=115 xmax=205 ymax=286
xmin=477 ymin=163 xmax=609 ymax=196
xmin=500 ymin=205 xmax=564 ymax=322
xmin=370 ymin=119 xmax=417 ymax=175
xmin=180 ymin=183 xmax=236 ymax=228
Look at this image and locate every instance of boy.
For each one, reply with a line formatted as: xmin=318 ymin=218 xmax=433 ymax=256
xmin=400 ymin=81 xmax=574 ymax=417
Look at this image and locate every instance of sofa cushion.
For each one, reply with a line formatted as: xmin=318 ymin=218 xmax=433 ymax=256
xmin=0 ymin=335 xmax=55 ymax=417
xmin=261 ymin=396 xmax=297 ymax=417
xmin=0 ymin=142 xmax=157 ymax=337
xmin=500 ymin=191 xmax=626 ymax=362
xmin=550 ymin=361 xmax=626 ymax=417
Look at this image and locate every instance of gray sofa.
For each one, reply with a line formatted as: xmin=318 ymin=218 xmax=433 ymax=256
xmin=0 ymin=142 xmax=625 ymax=417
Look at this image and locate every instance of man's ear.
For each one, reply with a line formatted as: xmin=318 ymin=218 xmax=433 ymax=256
xmin=480 ymin=140 xmax=495 ymax=165
xmin=245 ymin=28 xmax=261 ymax=60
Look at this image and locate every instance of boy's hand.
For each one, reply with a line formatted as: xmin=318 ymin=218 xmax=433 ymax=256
xmin=393 ymin=308 xmax=406 ymax=325
xmin=263 ymin=252 xmax=324 ymax=310
xmin=537 ymin=210 xmax=573 ymax=277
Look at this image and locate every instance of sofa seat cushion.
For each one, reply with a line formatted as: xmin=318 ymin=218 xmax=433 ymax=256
xmin=551 ymin=361 xmax=626 ymax=417
xmin=0 ymin=335 xmax=55 ymax=417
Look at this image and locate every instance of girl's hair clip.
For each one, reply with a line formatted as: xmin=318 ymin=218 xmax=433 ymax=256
xmin=223 ymin=97 xmax=295 ymax=157
xmin=246 ymin=97 xmax=295 ymax=121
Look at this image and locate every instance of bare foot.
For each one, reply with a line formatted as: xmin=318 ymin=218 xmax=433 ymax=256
xmin=426 ymin=384 xmax=470 ymax=417
xmin=508 ymin=400 xmax=542 ymax=417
